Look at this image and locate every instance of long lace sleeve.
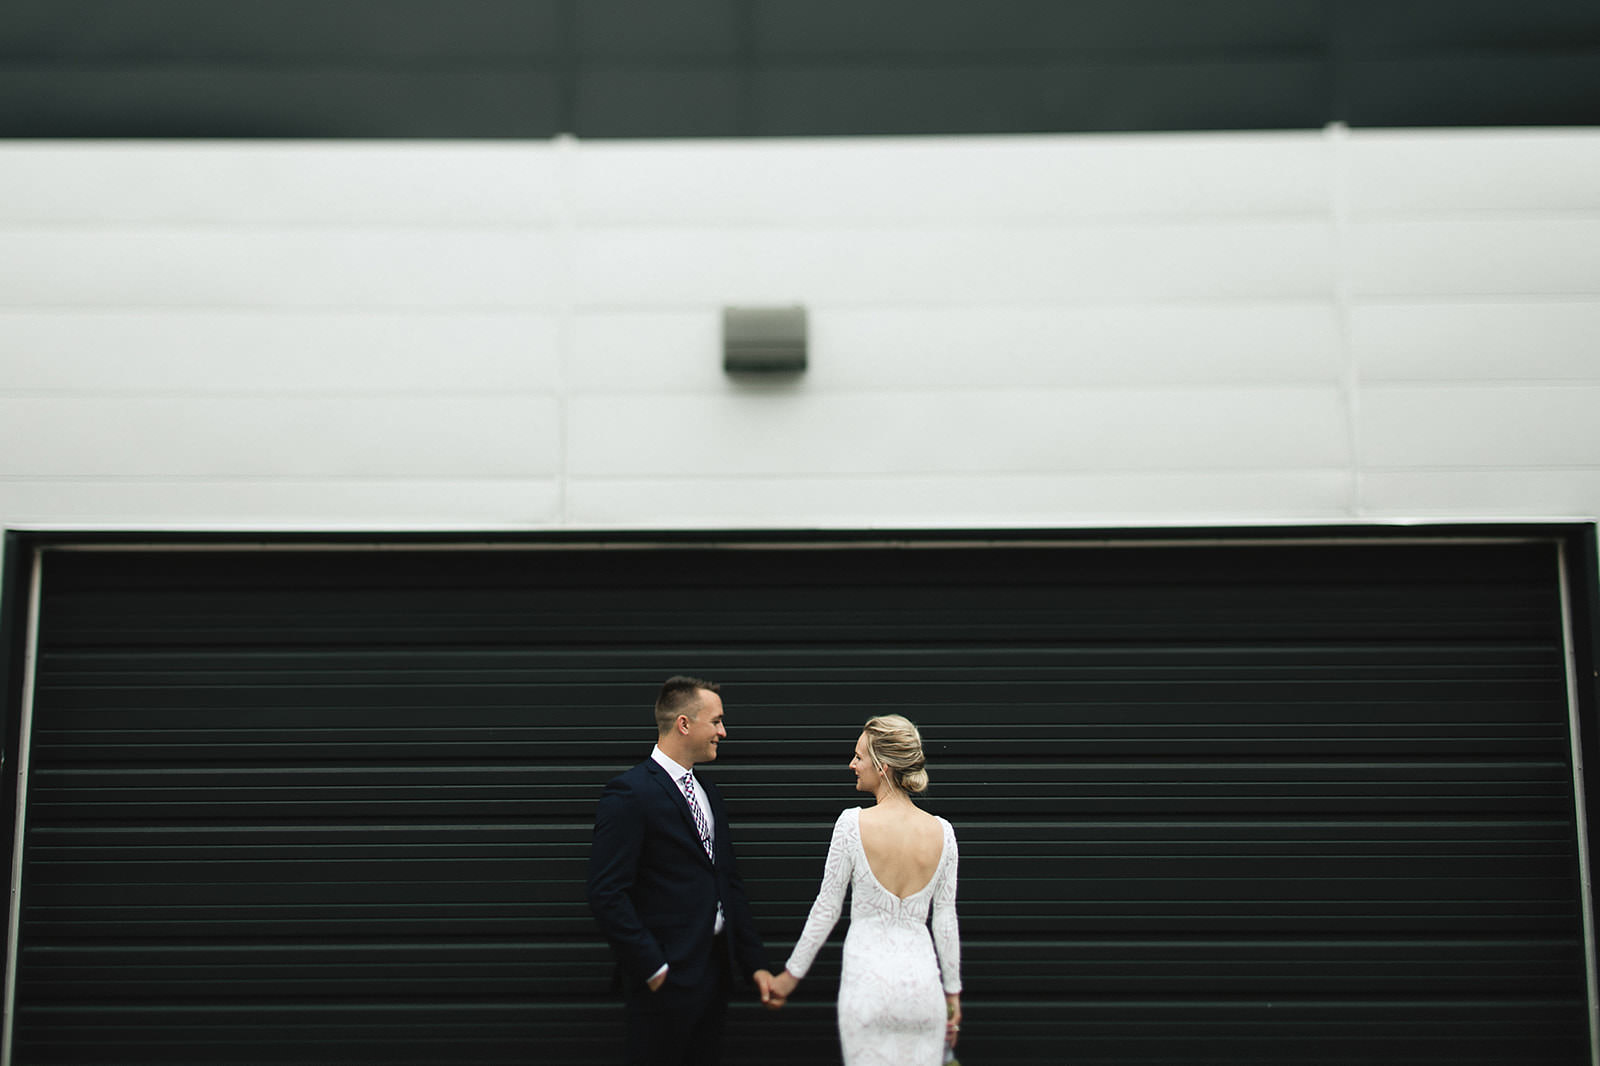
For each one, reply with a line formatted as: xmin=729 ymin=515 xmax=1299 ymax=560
xmin=784 ymin=809 xmax=855 ymax=979
xmin=931 ymin=819 xmax=962 ymax=994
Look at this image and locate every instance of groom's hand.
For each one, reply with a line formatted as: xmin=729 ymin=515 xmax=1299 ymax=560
xmin=754 ymin=969 xmax=783 ymax=1010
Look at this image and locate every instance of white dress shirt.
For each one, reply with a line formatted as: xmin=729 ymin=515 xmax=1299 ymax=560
xmin=646 ymin=746 xmax=725 ymax=985
xmin=652 ymin=746 xmax=714 ymax=855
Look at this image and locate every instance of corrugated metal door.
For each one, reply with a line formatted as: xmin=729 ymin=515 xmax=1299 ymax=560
xmin=7 ymin=538 xmax=1591 ymax=1064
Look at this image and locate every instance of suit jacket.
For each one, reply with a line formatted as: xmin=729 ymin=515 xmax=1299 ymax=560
xmin=586 ymin=758 xmax=771 ymax=991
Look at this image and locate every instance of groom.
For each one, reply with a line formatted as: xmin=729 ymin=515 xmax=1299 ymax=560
xmin=586 ymin=676 xmax=778 ymax=1066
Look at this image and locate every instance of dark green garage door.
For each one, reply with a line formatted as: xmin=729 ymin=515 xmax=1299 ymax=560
xmin=5 ymin=536 xmax=1592 ymax=1064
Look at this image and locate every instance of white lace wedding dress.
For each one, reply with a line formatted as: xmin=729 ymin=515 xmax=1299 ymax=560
xmin=785 ymin=806 xmax=962 ymax=1066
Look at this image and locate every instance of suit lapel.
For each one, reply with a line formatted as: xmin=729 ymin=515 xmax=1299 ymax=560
xmin=645 ymin=760 xmax=713 ymax=867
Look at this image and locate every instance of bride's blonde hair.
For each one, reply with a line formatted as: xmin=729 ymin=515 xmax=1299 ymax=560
xmin=862 ymin=715 xmax=929 ymax=794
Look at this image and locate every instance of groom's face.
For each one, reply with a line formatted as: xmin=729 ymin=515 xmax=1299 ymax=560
xmin=682 ymin=689 xmax=727 ymax=764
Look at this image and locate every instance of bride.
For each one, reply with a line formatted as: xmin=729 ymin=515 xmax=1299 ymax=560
xmin=770 ymin=715 xmax=962 ymax=1064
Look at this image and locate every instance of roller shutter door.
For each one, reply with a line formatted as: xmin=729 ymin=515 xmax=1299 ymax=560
xmin=7 ymin=537 xmax=1592 ymax=1064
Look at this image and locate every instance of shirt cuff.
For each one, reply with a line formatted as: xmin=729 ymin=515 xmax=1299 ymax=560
xmin=648 ymin=963 xmax=668 ymax=985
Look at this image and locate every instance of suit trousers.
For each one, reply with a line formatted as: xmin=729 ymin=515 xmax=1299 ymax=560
xmin=623 ymin=932 xmax=732 ymax=1066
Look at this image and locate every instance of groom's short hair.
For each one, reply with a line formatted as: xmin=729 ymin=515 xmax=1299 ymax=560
xmin=655 ymin=675 xmax=719 ymax=734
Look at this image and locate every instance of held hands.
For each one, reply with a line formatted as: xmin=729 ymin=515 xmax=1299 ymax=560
xmin=758 ymin=969 xmax=799 ymax=1010
xmin=945 ymin=994 xmax=962 ymax=1049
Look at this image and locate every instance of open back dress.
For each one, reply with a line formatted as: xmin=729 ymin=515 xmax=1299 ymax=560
xmin=784 ymin=807 xmax=962 ymax=1066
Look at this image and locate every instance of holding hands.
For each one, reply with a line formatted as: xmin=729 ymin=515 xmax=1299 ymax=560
xmin=771 ymin=969 xmax=799 ymax=1002
xmin=760 ymin=969 xmax=799 ymax=1010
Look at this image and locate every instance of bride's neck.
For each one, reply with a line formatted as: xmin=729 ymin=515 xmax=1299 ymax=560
xmin=872 ymin=784 xmax=914 ymax=809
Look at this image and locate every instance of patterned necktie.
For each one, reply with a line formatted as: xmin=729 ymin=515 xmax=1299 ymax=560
xmin=680 ymin=772 xmax=714 ymax=862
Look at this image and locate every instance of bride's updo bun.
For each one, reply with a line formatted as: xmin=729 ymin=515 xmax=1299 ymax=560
xmin=862 ymin=714 xmax=930 ymax=794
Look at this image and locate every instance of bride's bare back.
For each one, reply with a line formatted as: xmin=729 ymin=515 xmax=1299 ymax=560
xmin=858 ymin=803 xmax=945 ymax=899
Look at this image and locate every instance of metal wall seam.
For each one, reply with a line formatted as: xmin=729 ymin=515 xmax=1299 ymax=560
xmin=1558 ymin=540 xmax=1600 ymax=1066
xmin=1 ymin=550 xmax=43 ymax=1066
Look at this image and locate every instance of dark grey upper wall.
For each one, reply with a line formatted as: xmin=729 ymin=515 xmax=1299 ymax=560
xmin=5 ymin=0 xmax=1598 ymax=138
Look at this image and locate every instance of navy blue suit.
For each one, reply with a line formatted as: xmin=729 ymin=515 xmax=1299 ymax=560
xmin=587 ymin=758 xmax=771 ymax=1065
